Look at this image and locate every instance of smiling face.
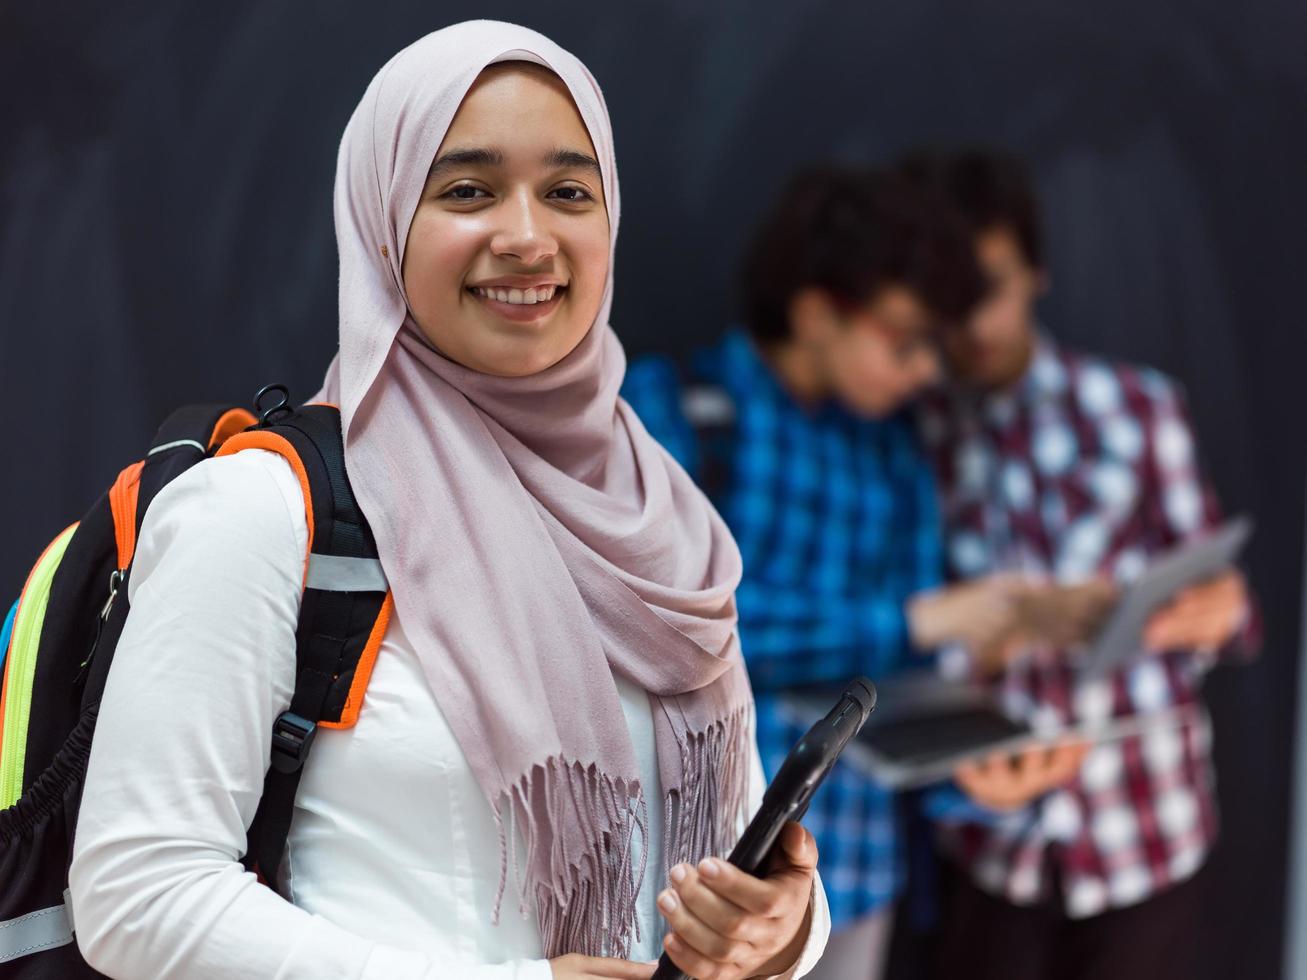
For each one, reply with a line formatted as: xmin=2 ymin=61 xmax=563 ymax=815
xmin=401 ymin=63 xmax=611 ymax=377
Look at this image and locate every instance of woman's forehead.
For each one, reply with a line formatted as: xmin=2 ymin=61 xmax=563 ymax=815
xmin=440 ymin=63 xmax=596 ymax=155
xmin=426 ymin=66 xmax=601 ymax=191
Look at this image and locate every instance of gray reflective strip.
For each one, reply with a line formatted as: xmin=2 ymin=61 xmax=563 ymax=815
xmin=148 ymin=438 xmax=207 ymax=457
xmin=0 ymin=902 xmax=74 ymax=964
xmin=305 ymin=554 xmax=388 ymax=593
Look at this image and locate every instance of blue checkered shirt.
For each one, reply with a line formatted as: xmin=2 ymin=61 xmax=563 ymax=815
xmin=623 ymin=329 xmax=949 ymax=926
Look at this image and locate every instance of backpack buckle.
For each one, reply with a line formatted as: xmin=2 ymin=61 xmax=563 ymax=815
xmin=270 ymin=712 xmax=317 ymax=773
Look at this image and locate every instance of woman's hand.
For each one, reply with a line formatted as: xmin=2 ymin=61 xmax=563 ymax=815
xmin=657 ymin=822 xmax=816 ymax=980
xmin=549 ymin=954 xmax=656 ymax=979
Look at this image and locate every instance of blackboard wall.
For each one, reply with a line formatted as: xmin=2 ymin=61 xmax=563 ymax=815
xmin=3 ymin=2 xmax=1303 ymax=976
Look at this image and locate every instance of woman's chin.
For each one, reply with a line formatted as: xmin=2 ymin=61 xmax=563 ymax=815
xmin=411 ymin=319 xmax=579 ymax=377
xmin=462 ymin=338 xmax=579 ymax=378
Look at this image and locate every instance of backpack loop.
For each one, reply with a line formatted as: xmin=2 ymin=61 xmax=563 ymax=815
xmin=253 ymin=384 xmax=294 ymax=427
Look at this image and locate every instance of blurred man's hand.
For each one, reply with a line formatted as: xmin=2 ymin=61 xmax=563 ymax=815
xmin=953 ymin=742 xmax=1089 ymax=811
xmin=1012 ymin=579 xmax=1118 ymax=648
xmin=1143 ymin=570 xmax=1248 ymax=654
xmin=910 ymin=577 xmax=1120 ymax=676
xmin=908 ymin=577 xmax=1022 ymax=653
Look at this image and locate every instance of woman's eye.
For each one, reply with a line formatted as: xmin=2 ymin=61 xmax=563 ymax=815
xmin=549 ymin=186 xmax=593 ymax=204
xmin=443 ymin=184 xmax=489 ymax=201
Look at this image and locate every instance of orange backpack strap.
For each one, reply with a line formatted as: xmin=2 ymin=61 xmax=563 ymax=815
xmin=217 ymin=389 xmax=390 ymax=889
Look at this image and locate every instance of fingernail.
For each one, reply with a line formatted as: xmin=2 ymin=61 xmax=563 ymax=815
xmin=658 ymin=889 xmax=679 ymax=912
xmin=670 ymin=864 xmax=687 ymax=884
xmin=699 ymin=858 xmax=721 ymax=877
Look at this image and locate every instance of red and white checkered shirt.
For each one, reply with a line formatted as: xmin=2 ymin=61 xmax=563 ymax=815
xmin=917 ymin=335 xmax=1257 ymax=918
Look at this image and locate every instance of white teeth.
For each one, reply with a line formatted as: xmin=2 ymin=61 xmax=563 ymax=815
xmin=472 ymin=285 xmax=560 ymax=305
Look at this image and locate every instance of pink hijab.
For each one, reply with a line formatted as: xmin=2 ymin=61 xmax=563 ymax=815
xmin=314 ymin=21 xmax=752 ymax=958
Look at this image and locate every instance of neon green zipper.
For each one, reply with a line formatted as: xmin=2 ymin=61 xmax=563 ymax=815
xmin=0 ymin=523 xmax=78 ymax=808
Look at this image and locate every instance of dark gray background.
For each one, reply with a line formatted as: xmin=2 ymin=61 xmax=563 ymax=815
xmin=3 ymin=2 xmax=1304 ymax=976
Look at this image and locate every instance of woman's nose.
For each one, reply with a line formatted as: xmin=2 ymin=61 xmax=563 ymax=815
xmin=490 ymin=191 xmax=558 ymax=266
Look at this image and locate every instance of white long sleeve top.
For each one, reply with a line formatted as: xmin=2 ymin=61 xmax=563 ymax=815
xmin=68 ymin=449 xmax=830 ymax=979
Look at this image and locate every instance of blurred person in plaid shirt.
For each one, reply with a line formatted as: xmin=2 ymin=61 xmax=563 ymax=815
xmin=622 ymin=167 xmax=1086 ymax=980
xmin=902 ymin=148 xmax=1257 ymax=980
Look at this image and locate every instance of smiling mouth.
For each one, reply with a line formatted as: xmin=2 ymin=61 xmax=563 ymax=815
xmin=467 ymin=284 xmax=567 ymax=322
xmin=469 ymin=284 xmax=563 ymax=304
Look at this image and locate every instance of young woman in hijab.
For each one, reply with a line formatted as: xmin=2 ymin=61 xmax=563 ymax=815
xmin=68 ymin=21 xmax=830 ymax=980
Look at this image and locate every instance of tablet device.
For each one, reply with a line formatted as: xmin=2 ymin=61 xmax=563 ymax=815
xmin=779 ymin=676 xmax=1026 ymax=790
xmin=850 ymin=704 xmax=1194 ymax=790
xmin=780 ymin=677 xmax=1196 ymax=790
xmin=651 ymin=676 xmax=876 ymax=980
xmin=1080 ymin=515 xmax=1253 ymax=677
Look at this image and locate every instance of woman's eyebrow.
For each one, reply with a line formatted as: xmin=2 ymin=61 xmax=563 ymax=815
xmin=427 ymin=147 xmax=504 ymax=179
xmin=544 ymin=148 xmax=601 ymax=177
xmin=426 ymin=146 xmax=601 ymax=180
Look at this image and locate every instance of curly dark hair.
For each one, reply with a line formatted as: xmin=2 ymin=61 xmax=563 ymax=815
xmin=739 ymin=166 xmax=987 ymax=345
xmin=896 ymin=147 xmax=1045 ymax=270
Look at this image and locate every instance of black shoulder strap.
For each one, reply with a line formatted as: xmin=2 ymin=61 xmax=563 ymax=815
xmin=136 ymin=404 xmax=258 ymax=529
xmin=232 ymin=401 xmax=390 ymax=890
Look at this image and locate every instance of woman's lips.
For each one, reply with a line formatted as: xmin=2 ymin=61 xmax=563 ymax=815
xmin=467 ymin=285 xmax=567 ymax=323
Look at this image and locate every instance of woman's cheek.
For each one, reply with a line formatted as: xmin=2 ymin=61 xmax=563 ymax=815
xmin=568 ymin=228 xmax=611 ymax=320
xmin=405 ymin=211 xmax=484 ymax=310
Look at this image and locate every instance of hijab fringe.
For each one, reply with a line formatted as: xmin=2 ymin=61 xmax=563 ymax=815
xmin=490 ymin=705 xmax=751 ymax=958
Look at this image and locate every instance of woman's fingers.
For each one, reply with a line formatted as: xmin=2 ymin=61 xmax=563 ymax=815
xmin=771 ymin=822 xmax=818 ymax=874
xmin=548 ymin=953 xmax=657 ymax=979
xmin=591 ymin=959 xmax=657 ymax=980
xmin=658 ymin=879 xmax=750 ymax=962
xmin=685 ymin=857 xmax=785 ymax=917
xmin=662 ymin=931 xmax=735 ymax=980
xmin=656 ymin=828 xmax=815 ymax=977
xmin=667 ymin=865 xmax=762 ymax=943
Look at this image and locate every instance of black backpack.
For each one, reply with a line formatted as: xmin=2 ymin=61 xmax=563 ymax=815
xmin=0 ymin=385 xmax=391 ymax=978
